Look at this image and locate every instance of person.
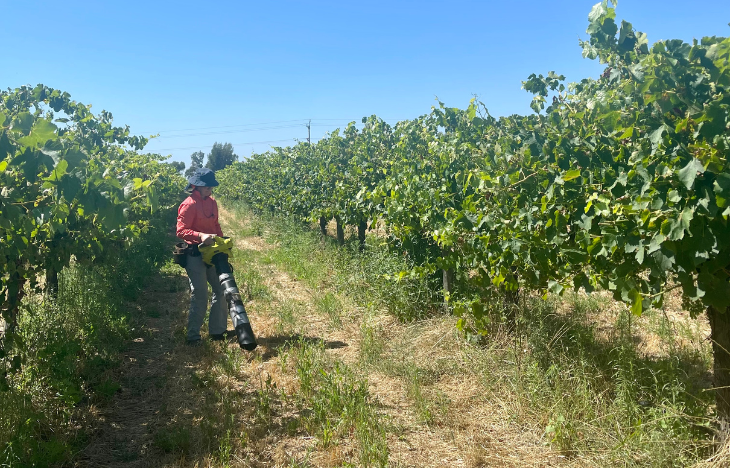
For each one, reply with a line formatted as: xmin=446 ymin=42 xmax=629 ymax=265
xmin=176 ymin=167 xmax=228 ymax=345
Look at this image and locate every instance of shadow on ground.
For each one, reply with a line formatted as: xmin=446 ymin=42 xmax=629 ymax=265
xmin=257 ymin=334 xmax=347 ymax=362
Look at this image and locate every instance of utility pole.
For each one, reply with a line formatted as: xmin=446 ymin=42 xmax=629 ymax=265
xmin=306 ymin=119 xmax=311 ymax=144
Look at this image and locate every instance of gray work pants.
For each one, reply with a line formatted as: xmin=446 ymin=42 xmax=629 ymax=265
xmin=184 ymin=254 xmax=227 ymax=341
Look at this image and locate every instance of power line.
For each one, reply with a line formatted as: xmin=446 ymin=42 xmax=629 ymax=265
xmin=147 ymin=138 xmax=302 ymax=152
xmin=137 ymin=119 xmax=310 ymax=135
xmin=153 ymin=124 xmax=308 ymax=139
xmin=136 ymin=117 xmax=409 ymax=136
xmin=138 ymin=116 xmax=410 ymax=152
xmin=142 ymin=121 xmax=400 ymax=141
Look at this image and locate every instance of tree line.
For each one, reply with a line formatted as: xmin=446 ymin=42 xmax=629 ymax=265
xmin=184 ymin=142 xmax=238 ymax=178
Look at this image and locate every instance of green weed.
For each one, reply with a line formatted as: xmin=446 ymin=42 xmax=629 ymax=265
xmin=94 ymin=378 xmax=122 ymax=401
xmin=254 ymin=373 xmax=277 ymax=424
xmin=314 ymin=291 xmax=343 ymax=328
xmin=217 ymin=429 xmax=233 ymax=467
xmin=406 ymin=364 xmax=434 ymax=424
xmin=236 ymin=267 xmax=271 ymax=301
xmin=153 ymin=426 xmax=191 ymax=454
xmin=359 ymin=319 xmax=383 ymax=366
xmin=217 ymin=341 xmax=244 ymax=377
xmin=286 ymin=455 xmax=313 ymax=467
xmin=291 ymin=338 xmax=388 ymax=467
xmin=275 ymin=299 xmax=299 ymax=335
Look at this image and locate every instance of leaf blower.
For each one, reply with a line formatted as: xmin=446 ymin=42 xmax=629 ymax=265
xmin=199 ymin=237 xmax=257 ymax=351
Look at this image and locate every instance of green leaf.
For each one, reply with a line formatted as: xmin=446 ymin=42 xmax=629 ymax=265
xmin=670 ymin=207 xmax=694 ymax=241
xmin=563 ymin=169 xmax=581 ymax=182
xmin=582 ymin=42 xmax=598 ymax=59
xmin=146 ymin=185 xmax=160 ymax=212
xmin=548 ymin=280 xmax=564 ymax=295
xmin=588 ymin=1 xmax=609 ymax=23
xmin=46 ymin=159 xmax=68 ymax=182
xmin=699 ymin=272 xmax=730 ymax=309
xmin=678 ymin=158 xmax=704 ymax=189
xmin=628 ymin=63 xmax=644 ymax=81
xmin=636 ymin=246 xmax=645 ymax=264
xmin=11 ymin=147 xmax=54 ymax=183
xmin=714 ymin=173 xmax=730 ymax=196
xmin=18 ymin=119 xmax=57 ymax=147
xmin=455 ymin=214 xmax=475 ymax=230
xmin=618 ymin=127 xmax=634 ymax=139
xmin=652 ymin=248 xmax=675 ymax=271
xmin=649 ymin=125 xmax=666 ymax=148
xmin=33 ymin=119 xmax=58 ymax=142
xmin=573 ymin=272 xmax=594 ymax=292
xmin=563 ymin=249 xmax=589 ymax=263
xmin=100 ymin=203 xmax=126 ymax=230
xmin=59 ymin=175 xmax=83 ymax=201
xmin=0 ymin=132 xmax=12 ymax=159
xmin=63 ymin=148 xmax=86 ymax=169
xmin=629 ymin=289 xmax=643 ymax=316
xmin=467 ymin=105 xmax=476 ymax=121
xmin=576 ymin=214 xmax=593 ymax=230
xmin=10 ymin=112 xmax=33 ymax=135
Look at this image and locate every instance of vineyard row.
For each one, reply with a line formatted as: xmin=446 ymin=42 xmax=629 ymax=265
xmin=215 ymin=2 xmax=730 ymax=420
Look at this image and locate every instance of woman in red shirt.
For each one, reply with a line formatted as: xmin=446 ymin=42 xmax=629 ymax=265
xmin=176 ymin=168 xmax=227 ymax=345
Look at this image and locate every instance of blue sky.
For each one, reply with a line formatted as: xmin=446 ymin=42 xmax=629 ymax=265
xmin=2 ymin=1 xmax=728 ymax=166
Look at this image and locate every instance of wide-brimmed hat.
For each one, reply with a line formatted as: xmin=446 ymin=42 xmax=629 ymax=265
xmin=187 ymin=167 xmax=219 ymax=190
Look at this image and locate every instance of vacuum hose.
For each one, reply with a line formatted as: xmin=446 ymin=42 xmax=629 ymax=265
xmin=200 ymin=238 xmax=257 ymax=351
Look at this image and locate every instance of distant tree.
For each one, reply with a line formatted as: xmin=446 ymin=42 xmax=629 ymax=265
xmin=169 ymin=161 xmax=185 ymax=173
xmin=205 ymin=142 xmax=238 ymax=171
xmin=184 ymin=151 xmax=206 ymax=178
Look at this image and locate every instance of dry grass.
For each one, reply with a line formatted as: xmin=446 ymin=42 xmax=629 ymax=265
xmin=560 ymin=288 xmax=712 ymax=362
xmin=693 ymin=438 xmax=730 ymax=467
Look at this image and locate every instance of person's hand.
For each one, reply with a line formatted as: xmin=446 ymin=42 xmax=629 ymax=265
xmin=200 ymin=233 xmax=216 ymax=246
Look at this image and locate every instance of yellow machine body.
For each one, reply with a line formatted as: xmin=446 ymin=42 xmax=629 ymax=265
xmin=198 ymin=236 xmax=234 ymax=266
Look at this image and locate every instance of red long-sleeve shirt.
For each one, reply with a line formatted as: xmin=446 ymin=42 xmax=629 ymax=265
xmin=176 ymin=190 xmax=224 ymax=244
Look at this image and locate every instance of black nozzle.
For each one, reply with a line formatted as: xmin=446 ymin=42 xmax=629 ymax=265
xmin=236 ymin=323 xmax=257 ymax=351
xmin=210 ymin=251 xmax=258 ymax=352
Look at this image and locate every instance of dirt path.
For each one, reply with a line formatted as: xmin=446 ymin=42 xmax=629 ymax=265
xmin=74 ymin=271 xmax=191 ymax=467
